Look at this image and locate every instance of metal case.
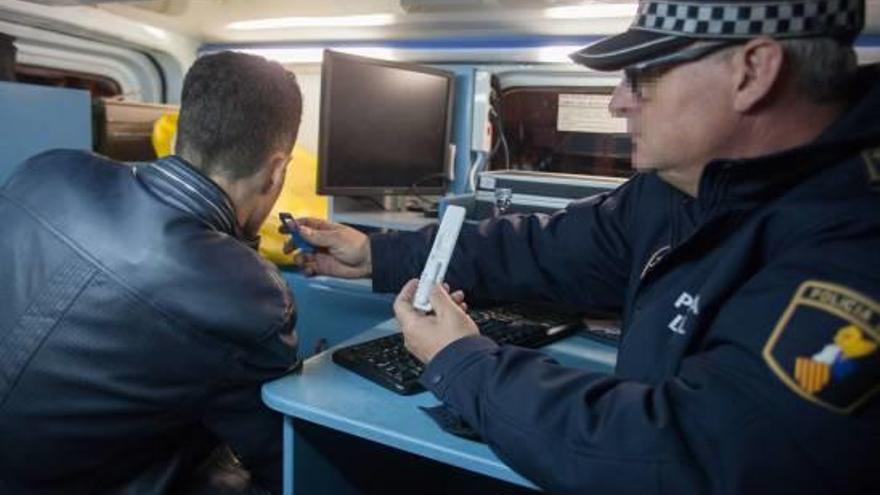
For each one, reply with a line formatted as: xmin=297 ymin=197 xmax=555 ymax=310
xmin=473 ymin=170 xmax=625 ymax=219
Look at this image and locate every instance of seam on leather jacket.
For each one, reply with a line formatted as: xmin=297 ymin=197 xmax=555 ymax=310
xmin=1 ymin=193 xmax=203 ymax=338
xmin=0 ymin=260 xmax=96 ymax=406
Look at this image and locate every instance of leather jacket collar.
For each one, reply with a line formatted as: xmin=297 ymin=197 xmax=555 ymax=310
xmin=134 ymin=156 xmax=244 ymax=240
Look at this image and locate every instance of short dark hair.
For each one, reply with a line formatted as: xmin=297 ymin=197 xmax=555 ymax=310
xmin=176 ymin=51 xmax=302 ymax=179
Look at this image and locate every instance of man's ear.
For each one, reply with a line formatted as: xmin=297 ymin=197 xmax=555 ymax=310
xmin=262 ymin=150 xmax=291 ymax=194
xmin=730 ymin=37 xmax=785 ymax=113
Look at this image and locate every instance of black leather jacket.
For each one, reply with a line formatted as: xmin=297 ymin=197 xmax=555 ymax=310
xmin=0 ymin=151 xmax=300 ymax=494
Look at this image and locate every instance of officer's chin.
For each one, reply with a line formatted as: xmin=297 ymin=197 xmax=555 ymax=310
xmin=629 ymin=150 xmax=657 ymax=173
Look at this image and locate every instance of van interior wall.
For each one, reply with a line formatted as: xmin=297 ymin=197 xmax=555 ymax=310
xmin=2 ymin=0 xmax=879 ymax=170
xmin=282 ymin=63 xmax=322 ymax=158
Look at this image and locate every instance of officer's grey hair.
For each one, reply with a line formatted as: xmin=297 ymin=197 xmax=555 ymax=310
xmin=778 ymin=37 xmax=858 ymax=103
xmin=710 ymin=37 xmax=857 ymax=103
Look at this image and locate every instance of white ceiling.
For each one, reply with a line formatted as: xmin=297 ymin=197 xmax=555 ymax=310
xmin=13 ymin=0 xmax=880 ymax=44
xmin=89 ymin=0 xmax=660 ymax=43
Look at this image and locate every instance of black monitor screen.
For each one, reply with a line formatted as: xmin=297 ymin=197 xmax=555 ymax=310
xmin=317 ymin=50 xmax=454 ymax=195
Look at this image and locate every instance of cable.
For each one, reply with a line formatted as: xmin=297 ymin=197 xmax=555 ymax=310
xmin=351 ymin=195 xmax=386 ymax=211
xmin=468 ymin=151 xmax=487 ymax=192
xmin=488 ymin=82 xmax=510 ymax=171
xmin=490 ymin=107 xmax=511 ymax=170
xmin=408 ymin=172 xmax=447 ymax=211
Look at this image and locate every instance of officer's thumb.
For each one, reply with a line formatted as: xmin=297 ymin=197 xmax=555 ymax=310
xmin=298 ymin=225 xmax=332 ymax=247
xmin=297 ymin=217 xmax=330 ymax=230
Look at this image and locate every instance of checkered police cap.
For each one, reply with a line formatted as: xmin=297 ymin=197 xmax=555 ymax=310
xmin=571 ymin=0 xmax=865 ymax=71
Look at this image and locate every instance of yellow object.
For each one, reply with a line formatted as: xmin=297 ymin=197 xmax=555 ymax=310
xmin=258 ymin=145 xmax=328 ymax=266
xmin=150 ymin=112 xmax=328 ymax=266
xmin=794 ymin=357 xmax=830 ymax=394
xmin=151 ymin=112 xmax=179 ymax=158
xmin=835 ymin=325 xmax=877 ymax=358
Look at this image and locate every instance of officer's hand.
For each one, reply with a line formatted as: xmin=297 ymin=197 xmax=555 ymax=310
xmin=393 ymin=279 xmax=478 ymax=363
xmin=287 ymin=217 xmax=372 ymax=278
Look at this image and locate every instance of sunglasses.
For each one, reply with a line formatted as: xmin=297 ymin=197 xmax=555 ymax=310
xmin=623 ymin=41 xmax=739 ymax=100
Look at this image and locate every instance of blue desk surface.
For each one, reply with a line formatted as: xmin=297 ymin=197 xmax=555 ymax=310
xmin=281 ymin=271 xmax=394 ymax=357
xmin=263 ymin=319 xmax=617 ymax=490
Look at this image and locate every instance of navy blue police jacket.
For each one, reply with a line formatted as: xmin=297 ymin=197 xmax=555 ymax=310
xmin=0 ymin=152 xmax=299 ymax=494
xmin=371 ymin=65 xmax=880 ymax=494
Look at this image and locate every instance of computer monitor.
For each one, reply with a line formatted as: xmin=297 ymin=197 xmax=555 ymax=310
xmin=317 ymin=50 xmax=455 ymax=196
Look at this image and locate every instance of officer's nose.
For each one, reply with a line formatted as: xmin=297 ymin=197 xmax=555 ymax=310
xmin=609 ymin=80 xmax=636 ymax=118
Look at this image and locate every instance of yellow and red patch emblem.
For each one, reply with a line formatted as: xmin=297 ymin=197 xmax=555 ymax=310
xmin=763 ymin=281 xmax=880 ymax=414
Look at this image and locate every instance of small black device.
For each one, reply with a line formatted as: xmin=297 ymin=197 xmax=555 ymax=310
xmin=331 ymin=304 xmax=588 ymax=395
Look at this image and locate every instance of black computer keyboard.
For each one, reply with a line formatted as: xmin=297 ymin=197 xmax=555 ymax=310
xmin=331 ymin=303 xmax=587 ymax=395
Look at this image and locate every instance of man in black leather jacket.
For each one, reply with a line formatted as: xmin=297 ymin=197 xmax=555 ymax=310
xmin=0 ymin=51 xmax=302 ymax=494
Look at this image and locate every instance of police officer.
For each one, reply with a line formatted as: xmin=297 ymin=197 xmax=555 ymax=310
xmin=295 ymin=0 xmax=879 ymax=493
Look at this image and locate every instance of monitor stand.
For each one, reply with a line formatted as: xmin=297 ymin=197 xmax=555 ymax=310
xmin=329 ymin=195 xmax=440 ymax=231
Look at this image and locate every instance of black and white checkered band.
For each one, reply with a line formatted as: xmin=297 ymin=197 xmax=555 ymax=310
xmin=634 ymin=0 xmax=863 ymax=39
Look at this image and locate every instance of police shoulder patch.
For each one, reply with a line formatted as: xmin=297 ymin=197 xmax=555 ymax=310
xmin=763 ymin=280 xmax=880 ymax=414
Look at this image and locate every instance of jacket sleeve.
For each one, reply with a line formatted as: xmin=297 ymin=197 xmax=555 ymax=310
xmin=419 ymin=234 xmax=880 ymax=495
xmin=371 ymin=177 xmax=639 ymax=311
xmin=197 ymin=275 xmax=300 ymax=495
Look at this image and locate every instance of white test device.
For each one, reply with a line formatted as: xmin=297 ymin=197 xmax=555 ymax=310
xmin=413 ymin=205 xmax=467 ymax=312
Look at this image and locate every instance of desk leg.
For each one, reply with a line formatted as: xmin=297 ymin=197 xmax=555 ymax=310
xmin=283 ymin=415 xmax=294 ymax=495
xmin=282 ymin=419 xmax=538 ymax=495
